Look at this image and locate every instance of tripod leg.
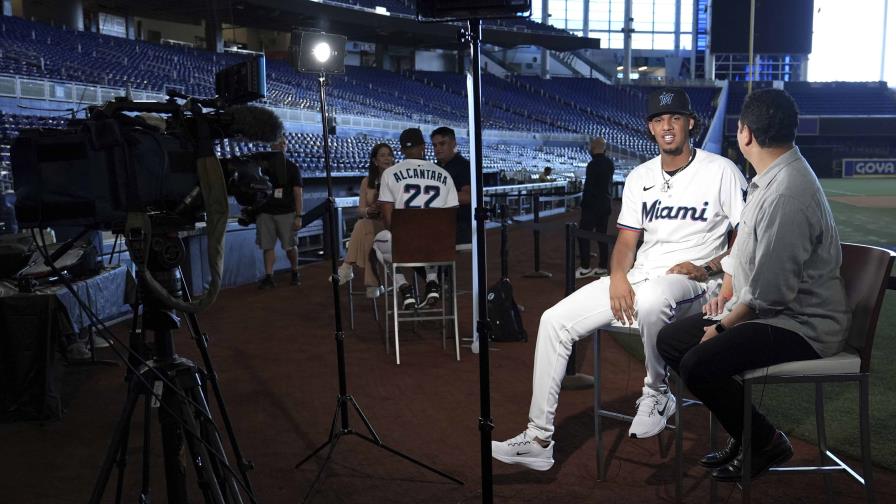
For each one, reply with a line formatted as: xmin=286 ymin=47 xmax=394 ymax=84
xmin=347 ymin=397 xmax=462 ymax=485
xmin=346 ymin=395 xmax=381 ymax=445
xmin=140 ymin=391 xmax=153 ymax=502
xmin=179 ymin=276 xmax=255 ymax=495
xmin=295 ymin=396 xmax=343 ymax=469
xmin=90 ymin=378 xmax=142 ymax=504
xmin=182 ymin=307 xmax=255 ymax=495
xmin=159 ymin=382 xmax=192 ymax=504
xmin=111 ymin=399 xmax=135 ymax=504
xmin=302 ymin=432 xmax=342 ymax=504
xmin=190 ymin=379 xmax=244 ymax=504
xmin=353 ymin=432 xmax=463 ymax=485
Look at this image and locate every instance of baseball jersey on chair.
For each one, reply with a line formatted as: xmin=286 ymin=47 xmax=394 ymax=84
xmin=379 ymin=159 xmax=459 ymax=209
xmin=616 ymin=148 xmax=748 ymax=278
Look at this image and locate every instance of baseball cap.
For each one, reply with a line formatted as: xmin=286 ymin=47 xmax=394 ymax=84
xmin=646 ymin=87 xmax=694 ymax=121
xmin=399 ymin=128 xmax=425 ymax=148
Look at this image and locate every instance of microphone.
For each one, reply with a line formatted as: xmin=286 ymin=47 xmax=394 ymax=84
xmin=221 ymin=105 xmax=284 ymax=143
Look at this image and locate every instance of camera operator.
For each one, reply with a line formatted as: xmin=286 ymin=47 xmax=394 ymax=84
xmin=256 ymin=133 xmax=303 ymax=289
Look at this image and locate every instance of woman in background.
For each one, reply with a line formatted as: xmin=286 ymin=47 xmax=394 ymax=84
xmin=334 ymin=142 xmax=394 ymax=297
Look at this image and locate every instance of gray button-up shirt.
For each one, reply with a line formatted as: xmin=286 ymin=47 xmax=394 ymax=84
xmin=726 ymin=147 xmax=849 ymax=357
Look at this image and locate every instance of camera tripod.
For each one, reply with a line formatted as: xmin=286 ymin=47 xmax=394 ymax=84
xmin=89 ymin=235 xmax=254 ymax=504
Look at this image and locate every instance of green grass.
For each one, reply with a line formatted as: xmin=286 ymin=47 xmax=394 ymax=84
xmin=821 ymin=178 xmax=896 ymax=198
xmin=616 ymin=177 xmax=896 ymax=468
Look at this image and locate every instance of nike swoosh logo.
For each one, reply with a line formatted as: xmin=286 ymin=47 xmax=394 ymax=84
xmin=516 ymin=451 xmax=531 ymax=456
xmin=657 ymin=402 xmax=668 ymax=417
xmin=643 ymin=185 xmax=655 ymax=191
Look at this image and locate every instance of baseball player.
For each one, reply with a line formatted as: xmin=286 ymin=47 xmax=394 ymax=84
xmin=492 ymin=88 xmax=748 ymax=471
xmin=374 ymin=128 xmax=459 ymax=309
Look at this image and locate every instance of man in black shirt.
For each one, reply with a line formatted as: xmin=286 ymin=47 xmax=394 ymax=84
xmin=431 ymin=126 xmax=472 ymax=247
xmin=256 ymin=134 xmax=303 ymax=289
xmin=577 ymin=137 xmax=614 ymax=278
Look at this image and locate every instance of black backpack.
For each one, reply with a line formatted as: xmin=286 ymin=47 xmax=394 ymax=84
xmin=487 ymin=205 xmax=527 ymax=342
xmin=487 ymin=278 xmax=527 ymax=342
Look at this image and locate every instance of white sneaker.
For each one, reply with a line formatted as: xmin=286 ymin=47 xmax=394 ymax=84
xmin=592 ymin=267 xmax=609 ymax=276
xmin=575 ymin=267 xmax=596 ymax=278
xmin=491 ymin=432 xmax=555 ymax=471
xmin=336 ymin=264 xmax=354 ymax=285
xmin=628 ymin=387 xmax=676 ymax=438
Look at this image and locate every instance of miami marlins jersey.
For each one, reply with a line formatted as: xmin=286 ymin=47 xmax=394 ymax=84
xmin=379 ymin=159 xmax=459 ymax=209
xmin=616 ymin=148 xmax=747 ymax=278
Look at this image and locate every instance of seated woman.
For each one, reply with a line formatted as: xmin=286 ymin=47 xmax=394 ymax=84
xmin=334 ymin=143 xmax=394 ymax=297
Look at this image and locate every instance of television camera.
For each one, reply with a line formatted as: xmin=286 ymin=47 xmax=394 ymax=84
xmin=10 ymin=55 xmax=286 ymax=313
xmin=11 ymin=55 xmax=282 ymax=233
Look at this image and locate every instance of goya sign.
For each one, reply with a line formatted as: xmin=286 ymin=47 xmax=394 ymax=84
xmin=842 ymin=159 xmax=896 ymax=177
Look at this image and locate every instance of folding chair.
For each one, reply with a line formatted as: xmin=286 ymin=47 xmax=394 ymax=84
xmin=383 ymin=208 xmax=460 ymax=365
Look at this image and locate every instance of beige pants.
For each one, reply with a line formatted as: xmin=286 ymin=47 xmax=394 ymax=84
xmin=345 ymin=217 xmax=385 ymax=287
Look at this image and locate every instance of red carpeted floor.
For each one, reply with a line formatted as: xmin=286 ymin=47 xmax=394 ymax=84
xmin=1 ymin=211 xmax=892 ymax=503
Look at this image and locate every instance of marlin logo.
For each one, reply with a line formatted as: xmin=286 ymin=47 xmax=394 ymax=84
xmin=659 ymin=92 xmax=674 ymax=106
xmin=642 ymin=200 xmax=710 ymax=223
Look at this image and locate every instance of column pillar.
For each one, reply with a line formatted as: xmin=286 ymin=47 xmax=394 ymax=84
xmin=622 ymin=0 xmax=632 ymax=83
xmin=204 ymin=0 xmax=223 ymax=53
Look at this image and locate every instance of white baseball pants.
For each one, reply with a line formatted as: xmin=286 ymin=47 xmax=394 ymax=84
xmin=526 ymin=273 xmax=709 ymax=442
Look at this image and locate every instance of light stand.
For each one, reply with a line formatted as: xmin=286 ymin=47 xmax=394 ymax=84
xmin=424 ymin=2 xmax=534 ymax=498
xmin=457 ymin=19 xmax=495 ymax=504
xmin=292 ymin=36 xmax=462 ymax=501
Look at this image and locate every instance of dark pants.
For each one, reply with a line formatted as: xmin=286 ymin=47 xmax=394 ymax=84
xmin=657 ymin=314 xmax=820 ymax=449
xmin=578 ymin=210 xmax=610 ymax=269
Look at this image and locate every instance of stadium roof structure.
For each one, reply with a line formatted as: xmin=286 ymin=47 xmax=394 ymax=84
xmin=91 ymin=0 xmax=600 ymax=51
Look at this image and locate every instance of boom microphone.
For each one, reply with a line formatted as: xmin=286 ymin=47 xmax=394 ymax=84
xmin=220 ymin=105 xmax=284 ymax=143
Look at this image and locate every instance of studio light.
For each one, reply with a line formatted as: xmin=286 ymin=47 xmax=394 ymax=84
xmin=312 ymin=42 xmax=332 ymax=63
xmin=289 ymin=31 xmax=346 ymax=74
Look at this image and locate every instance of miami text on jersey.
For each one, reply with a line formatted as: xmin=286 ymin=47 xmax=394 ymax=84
xmin=642 ymin=200 xmax=709 ymax=223
xmin=392 ymin=167 xmax=449 ymax=186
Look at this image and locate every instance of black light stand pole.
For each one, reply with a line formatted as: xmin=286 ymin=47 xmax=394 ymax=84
xmin=463 ymin=18 xmax=495 ymax=504
xmin=294 ymin=71 xmax=461 ymax=502
xmin=318 ymin=71 xmax=351 ymax=447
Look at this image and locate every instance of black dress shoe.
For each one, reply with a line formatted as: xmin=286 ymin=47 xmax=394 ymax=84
xmin=699 ymin=437 xmax=741 ymax=468
xmin=712 ymin=431 xmax=793 ymax=482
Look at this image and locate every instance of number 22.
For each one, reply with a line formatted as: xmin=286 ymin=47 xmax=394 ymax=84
xmin=404 ymin=184 xmax=440 ymax=208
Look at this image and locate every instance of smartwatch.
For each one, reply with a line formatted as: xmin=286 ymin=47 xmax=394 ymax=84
xmin=702 ymin=264 xmax=714 ymax=276
xmin=714 ymin=322 xmax=727 ymax=333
